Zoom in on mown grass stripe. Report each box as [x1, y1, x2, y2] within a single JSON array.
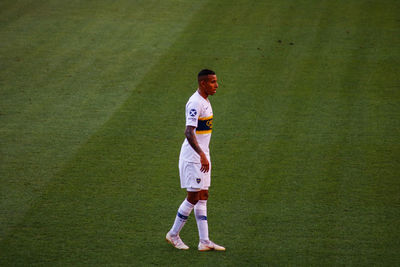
[[0, 0, 206, 242]]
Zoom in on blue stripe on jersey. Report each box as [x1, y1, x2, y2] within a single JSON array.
[[196, 117, 213, 133], [177, 212, 189, 220], [196, 215, 207, 221]]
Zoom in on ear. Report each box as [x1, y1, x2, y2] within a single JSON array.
[[199, 79, 206, 87]]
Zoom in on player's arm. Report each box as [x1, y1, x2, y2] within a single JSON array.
[[185, 126, 210, 173]]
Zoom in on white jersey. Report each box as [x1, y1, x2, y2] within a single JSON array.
[[179, 90, 213, 163]]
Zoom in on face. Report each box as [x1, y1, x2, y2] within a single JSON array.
[[201, 74, 218, 96]]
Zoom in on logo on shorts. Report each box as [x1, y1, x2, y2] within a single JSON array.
[[189, 109, 197, 117], [196, 178, 201, 184]]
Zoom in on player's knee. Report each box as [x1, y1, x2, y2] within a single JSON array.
[[200, 190, 209, 200], [186, 191, 200, 205]]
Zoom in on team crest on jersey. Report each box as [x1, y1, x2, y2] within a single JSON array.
[[189, 109, 197, 117], [206, 119, 213, 128], [196, 178, 201, 184]]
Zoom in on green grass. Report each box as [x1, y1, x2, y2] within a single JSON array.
[[1, 0, 399, 265]]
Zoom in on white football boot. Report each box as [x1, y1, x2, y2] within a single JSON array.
[[198, 240, 226, 251], [166, 232, 189, 250]]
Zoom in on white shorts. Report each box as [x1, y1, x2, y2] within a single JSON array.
[[179, 159, 211, 191]]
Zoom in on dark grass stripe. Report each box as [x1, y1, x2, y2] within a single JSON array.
[[0, 0, 205, 242]]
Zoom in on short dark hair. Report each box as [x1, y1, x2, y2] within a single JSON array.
[[198, 69, 215, 78]]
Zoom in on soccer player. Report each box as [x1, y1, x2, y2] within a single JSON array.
[[166, 69, 225, 251]]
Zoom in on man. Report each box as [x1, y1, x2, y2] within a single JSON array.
[[166, 69, 225, 251]]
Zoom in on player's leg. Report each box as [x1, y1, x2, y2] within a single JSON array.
[[168, 190, 199, 237], [194, 167, 211, 244], [194, 190, 209, 242], [170, 160, 202, 236], [195, 190, 226, 251], [167, 159, 202, 249], [166, 192, 196, 249], [167, 190, 199, 236], [167, 160, 202, 249], [169, 191, 198, 235]]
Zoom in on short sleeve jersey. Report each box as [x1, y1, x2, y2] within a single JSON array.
[[179, 90, 213, 163]]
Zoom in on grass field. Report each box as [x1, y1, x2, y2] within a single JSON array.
[[1, 0, 399, 265]]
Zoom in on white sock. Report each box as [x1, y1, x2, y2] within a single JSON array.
[[169, 199, 194, 236], [194, 200, 209, 242]]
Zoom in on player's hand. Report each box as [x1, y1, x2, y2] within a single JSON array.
[[200, 153, 210, 173]]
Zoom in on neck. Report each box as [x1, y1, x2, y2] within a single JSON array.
[[197, 88, 208, 99]]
